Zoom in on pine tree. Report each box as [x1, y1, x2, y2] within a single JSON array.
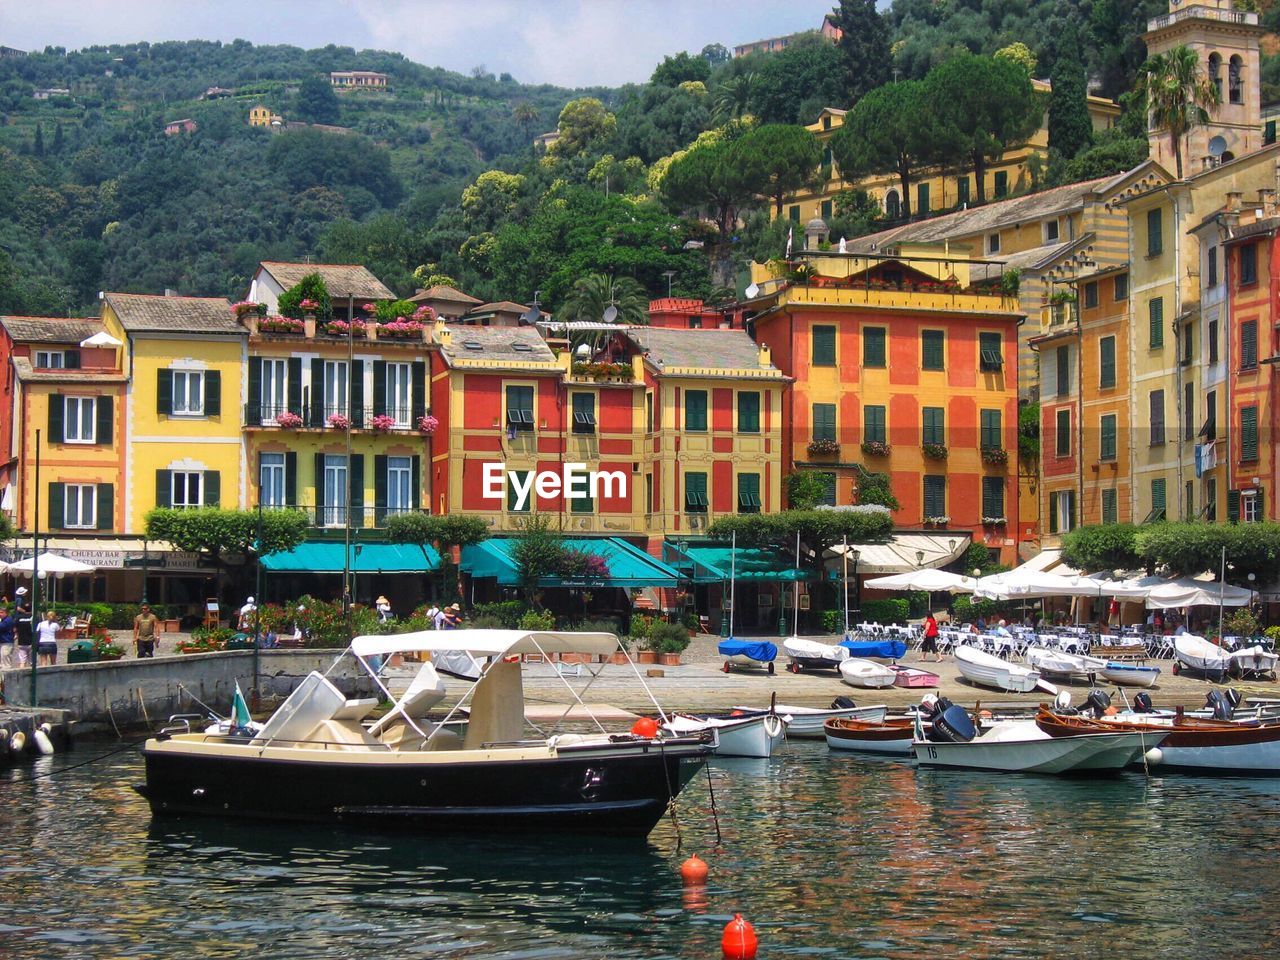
[[33, 122, 44, 158], [1048, 23, 1093, 160], [832, 0, 891, 104]]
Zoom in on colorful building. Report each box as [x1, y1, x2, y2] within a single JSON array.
[[329, 71, 388, 90], [248, 262, 395, 318]]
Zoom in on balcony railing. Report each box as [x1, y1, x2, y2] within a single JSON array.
[[1148, 5, 1257, 30], [252, 505, 430, 529], [245, 402, 422, 431]]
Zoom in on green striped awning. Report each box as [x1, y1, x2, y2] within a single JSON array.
[[461, 537, 680, 588], [260, 541, 440, 574]]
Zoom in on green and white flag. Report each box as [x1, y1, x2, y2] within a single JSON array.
[[231, 682, 251, 727]]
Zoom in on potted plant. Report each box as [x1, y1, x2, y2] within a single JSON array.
[[808, 438, 841, 456], [324, 319, 367, 338], [258, 316, 305, 335], [418, 414, 439, 435], [922, 442, 948, 460], [649, 621, 690, 666], [93, 637, 125, 661], [232, 300, 268, 320], [982, 447, 1009, 465], [861, 440, 891, 457], [275, 410, 303, 429], [327, 413, 351, 430], [370, 413, 397, 432], [376, 318, 427, 339], [629, 613, 656, 662], [923, 515, 950, 528], [982, 516, 1007, 526]]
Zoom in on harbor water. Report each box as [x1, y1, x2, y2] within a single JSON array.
[[4, 739, 1280, 958]]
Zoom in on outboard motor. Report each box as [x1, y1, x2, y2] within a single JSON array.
[[1084, 689, 1112, 719], [1053, 691, 1076, 715], [831, 696, 858, 710], [1225, 688, 1242, 711], [1132, 692, 1155, 714], [927, 704, 977, 744], [1206, 689, 1233, 721]]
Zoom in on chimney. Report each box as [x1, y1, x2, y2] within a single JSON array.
[[758, 343, 772, 367], [1261, 188, 1279, 217], [1226, 190, 1243, 213], [433, 318, 451, 347]]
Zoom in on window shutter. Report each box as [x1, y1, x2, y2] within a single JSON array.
[[48, 394, 64, 443], [1242, 320, 1258, 369], [287, 357, 303, 414], [1100, 338, 1115, 388], [285, 452, 297, 506], [373, 361, 387, 417], [95, 395, 113, 445], [1242, 406, 1259, 460], [1056, 347, 1069, 396], [314, 452, 326, 520], [350, 359, 364, 428], [157, 369, 173, 415], [204, 370, 221, 416], [247, 357, 263, 425], [48, 482, 65, 529], [863, 328, 885, 367], [310, 359, 324, 426], [1228, 489, 1241, 522], [63, 350, 80, 370], [96, 483, 113, 530], [1067, 491, 1076, 529], [411, 454, 421, 510], [411, 361, 426, 423], [1049, 493, 1059, 533], [155, 470, 171, 509], [374, 454, 388, 524], [1149, 297, 1164, 347], [350, 454, 365, 527], [812, 326, 835, 366], [203, 470, 220, 507]]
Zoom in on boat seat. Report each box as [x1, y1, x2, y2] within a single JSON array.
[[297, 719, 382, 750], [332, 698, 379, 722]]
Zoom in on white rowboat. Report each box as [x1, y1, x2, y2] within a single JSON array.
[[730, 703, 887, 739], [663, 712, 789, 758], [954, 645, 1047, 694], [914, 720, 1158, 773], [838, 658, 897, 689]]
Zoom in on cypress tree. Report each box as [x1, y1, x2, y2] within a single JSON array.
[[52, 122, 64, 153], [33, 122, 44, 157], [1048, 23, 1094, 160]]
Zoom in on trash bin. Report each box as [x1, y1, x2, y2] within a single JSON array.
[[67, 640, 98, 664]]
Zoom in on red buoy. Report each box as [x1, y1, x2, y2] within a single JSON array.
[[630, 717, 660, 739], [679, 854, 708, 886], [722, 914, 758, 959]]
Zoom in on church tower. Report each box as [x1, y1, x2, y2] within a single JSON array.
[[1143, 0, 1265, 175]]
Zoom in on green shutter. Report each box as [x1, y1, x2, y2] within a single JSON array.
[[685, 471, 707, 512], [204, 370, 221, 416], [287, 357, 303, 414], [864, 405, 886, 444], [923, 407, 944, 445], [247, 357, 263, 425], [48, 482, 65, 529], [95, 395, 113, 445], [1049, 493, 1059, 534], [411, 361, 426, 423], [1149, 297, 1164, 348], [994, 171, 1008, 197], [310, 358, 324, 426], [812, 325, 836, 366], [203, 470, 220, 507], [1101, 415, 1117, 461], [314, 452, 326, 520], [507, 470, 530, 512], [1228, 489, 1241, 523], [411, 454, 421, 511], [1100, 337, 1116, 388], [1241, 320, 1258, 369], [48, 393, 64, 443], [922, 330, 944, 370], [373, 361, 387, 417], [1151, 478, 1166, 513], [1102, 489, 1117, 525], [1056, 346, 1069, 396], [863, 327, 885, 367], [917, 182, 929, 212], [374, 454, 388, 524], [738, 392, 760, 432], [63, 350, 80, 370], [813, 403, 836, 441], [157, 369, 172, 415], [96, 483, 113, 530], [1242, 406, 1259, 460], [982, 476, 1004, 518], [737, 472, 761, 512], [350, 359, 364, 428], [1147, 208, 1162, 256], [924, 475, 945, 517], [155, 470, 171, 509], [980, 409, 1001, 449], [1150, 391, 1164, 445], [350, 454, 364, 527], [957, 177, 970, 204], [685, 390, 707, 431], [285, 451, 297, 506]]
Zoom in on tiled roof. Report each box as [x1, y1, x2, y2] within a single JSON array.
[[0, 316, 102, 344], [11, 356, 126, 382], [468, 301, 533, 314], [258, 261, 395, 300], [103, 293, 241, 334], [626, 328, 778, 374], [409, 285, 482, 305], [846, 177, 1114, 254], [438, 325, 557, 366]]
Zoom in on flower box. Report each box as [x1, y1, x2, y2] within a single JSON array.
[[259, 316, 305, 335], [807, 438, 841, 456], [324, 320, 367, 338], [418, 415, 439, 435], [376, 320, 426, 339], [922, 442, 949, 460], [657, 652, 681, 666], [327, 413, 351, 430], [861, 440, 891, 457], [981, 516, 1007, 526], [233, 300, 267, 320], [369, 414, 397, 433], [981, 447, 1009, 465], [275, 411, 303, 429], [923, 516, 950, 527]]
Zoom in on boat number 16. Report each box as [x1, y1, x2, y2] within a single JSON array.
[[923, 745, 938, 759]]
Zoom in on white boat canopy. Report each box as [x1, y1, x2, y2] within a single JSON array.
[[348, 629, 619, 660], [863, 569, 977, 593]]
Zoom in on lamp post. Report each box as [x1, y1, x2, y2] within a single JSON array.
[[850, 547, 861, 621], [253, 483, 263, 710], [343, 289, 354, 641], [662, 270, 677, 298], [30, 429, 41, 706]]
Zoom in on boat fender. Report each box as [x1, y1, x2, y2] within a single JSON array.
[[680, 854, 709, 886], [830, 696, 857, 710], [33, 728, 54, 756], [10, 731, 26, 754], [762, 714, 783, 739], [630, 717, 660, 739], [1144, 747, 1164, 766], [721, 914, 758, 960], [1133, 692, 1154, 714]]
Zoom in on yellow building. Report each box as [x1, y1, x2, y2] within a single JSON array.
[[101, 293, 245, 538], [249, 104, 283, 128]]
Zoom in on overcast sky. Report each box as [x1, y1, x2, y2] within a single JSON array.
[[1, 0, 840, 87]]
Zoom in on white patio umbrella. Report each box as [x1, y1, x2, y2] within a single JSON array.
[[6, 552, 96, 576], [864, 569, 976, 593], [1141, 576, 1251, 610]]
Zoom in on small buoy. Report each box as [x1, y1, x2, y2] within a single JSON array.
[[34, 728, 54, 755], [10, 731, 26, 754], [39, 722, 52, 734], [680, 854, 708, 886], [722, 914, 758, 960], [1145, 747, 1164, 766], [630, 717, 659, 739]]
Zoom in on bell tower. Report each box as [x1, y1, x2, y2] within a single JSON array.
[[1143, 0, 1265, 175]]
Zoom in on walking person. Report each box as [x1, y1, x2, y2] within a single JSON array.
[[238, 595, 257, 632], [0, 605, 15, 669], [430, 603, 446, 630], [14, 587, 32, 667], [376, 595, 392, 623], [920, 611, 942, 663], [133, 602, 160, 658], [35, 610, 60, 666], [442, 603, 462, 630]]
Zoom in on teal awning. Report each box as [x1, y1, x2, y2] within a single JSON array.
[[665, 543, 813, 583], [461, 537, 680, 588], [261, 541, 440, 574]]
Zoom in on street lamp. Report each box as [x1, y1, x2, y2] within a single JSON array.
[[915, 549, 925, 568], [850, 547, 861, 622], [662, 270, 677, 298]]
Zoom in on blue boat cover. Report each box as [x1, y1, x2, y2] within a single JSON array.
[[839, 639, 907, 659], [718, 639, 778, 662]]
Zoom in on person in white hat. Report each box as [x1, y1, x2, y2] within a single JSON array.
[[376, 595, 392, 623], [13, 587, 32, 665], [238, 595, 257, 632]]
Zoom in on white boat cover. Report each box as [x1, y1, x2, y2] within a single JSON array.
[[349, 629, 618, 659], [783, 637, 847, 661]]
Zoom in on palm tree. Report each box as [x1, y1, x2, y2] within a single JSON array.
[[713, 73, 755, 123], [1137, 45, 1221, 180], [559, 274, 650, 325], [512, 102, 541, 142]]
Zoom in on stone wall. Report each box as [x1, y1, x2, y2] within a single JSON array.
[[0, 650, 374, 728]]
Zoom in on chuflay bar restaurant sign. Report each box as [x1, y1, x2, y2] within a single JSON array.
[[0, 545, 212, 571], [481, 463, 627, 511]]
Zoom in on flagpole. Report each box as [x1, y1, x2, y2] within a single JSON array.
[[792, 530, 800, 638], [842, 534, 850, 640]]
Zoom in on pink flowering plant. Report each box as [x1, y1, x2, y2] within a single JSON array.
[[807, 438, 840, 456], [327, 413, 351, 430], [981, 447, 1009, 465], [411, 305, 436, 322], [259, 316, 305, 334], [275, 410, 303, 429], [370, 413, 397, 432], [324, 319, 367, 337], [376, 319, 426, 338], [299, 298, 320, 312], [232, 300, 267, 319], [417, 415, 439, 435], [861, 440, 891, 456]]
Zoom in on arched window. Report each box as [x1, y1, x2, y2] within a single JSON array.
[[1229, 55, 1243, 105], [1208, 53, 1223, 100], [885, 189, 901, 220]]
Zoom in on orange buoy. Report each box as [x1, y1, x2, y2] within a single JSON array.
[[978, 710, 993, 720], [722, 914, 758, 959], [1104, 705, 1119, 716], [631, 717, 660, 739], [679, 854, 708, 886]]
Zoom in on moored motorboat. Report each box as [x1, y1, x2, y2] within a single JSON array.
[[839, 657, 897, 689], [891, 665, 940, 688], [782, 637, 849, 673], [729, 699, 887, 738], [663, 710, 789, 758], [1173, 635, 1231, 678], [140, 630, 711, 837], [954, 645, 1050, 694], [825, 717, 915, 754], [717, 638, 778, 674]]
